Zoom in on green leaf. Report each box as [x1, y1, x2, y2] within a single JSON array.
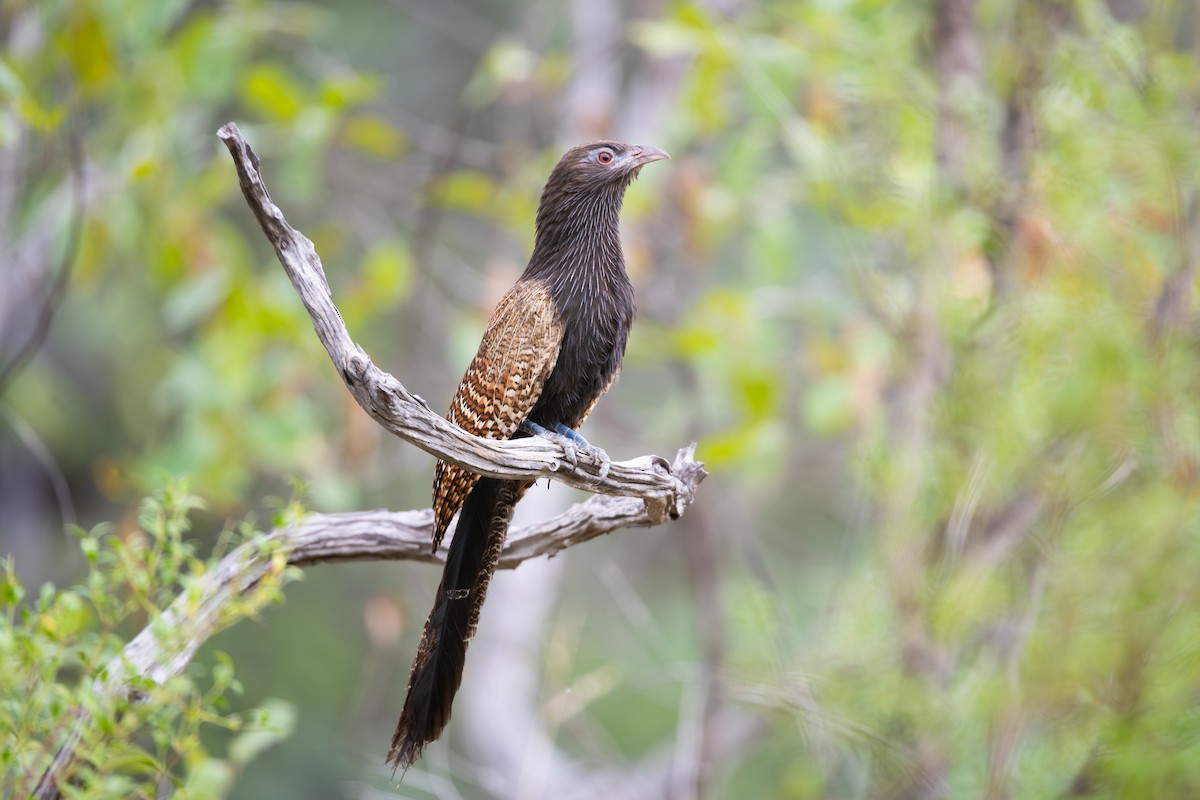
[[361, 238, 413, 303], [432, 171, 498, 213], [0, 559, 24, 607], [182, 757, 236, 798], [60, 8, 115, 92], [241, 64, 306, 121], [341, 115, 407, 160], [54, 591, 89, 637], [228, 699, 296, 765], [163, 270, 230, 333], [802, 376, 853, 435], [319, 73, 380, 109]]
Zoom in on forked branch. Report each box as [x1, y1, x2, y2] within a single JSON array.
[[216, 121, 700, 523]]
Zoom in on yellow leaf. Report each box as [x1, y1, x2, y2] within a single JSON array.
[[320, 74, 380, 109], [37, 612, 58, 637], [341, 116, 407, 161], [242, 64, 305, 122], [61, 9, 114, 92], [433, 171, 497, 213], [361, 239, 413, 303], [130, 158, 157, 180]]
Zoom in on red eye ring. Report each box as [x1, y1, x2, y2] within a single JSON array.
[[597, 149, 614, 164]]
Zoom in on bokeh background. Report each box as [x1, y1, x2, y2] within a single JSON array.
[[5, 0, 1200, 797]]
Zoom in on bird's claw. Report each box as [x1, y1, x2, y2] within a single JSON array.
[[552, 423, 610, 480], [582, 444, 611, 480], [520, 420, 611, 479], [557, 436, 580, 469], [553, 435, 612, 480]]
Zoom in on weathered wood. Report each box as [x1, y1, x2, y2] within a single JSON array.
[[216, 121, 697, 521]]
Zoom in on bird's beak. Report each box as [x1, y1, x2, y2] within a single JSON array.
[[627, 145, 670, 167]]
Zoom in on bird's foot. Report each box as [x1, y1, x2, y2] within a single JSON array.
[[521, 421, 611, 479], [552, 423, 612, 480]]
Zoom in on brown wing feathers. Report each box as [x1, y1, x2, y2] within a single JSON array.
[[430, 281, 563, 551]]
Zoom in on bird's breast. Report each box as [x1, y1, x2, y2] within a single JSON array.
[[533, 269, 634, 426]]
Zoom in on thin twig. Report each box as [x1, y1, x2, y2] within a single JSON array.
[[0, 121, 86, 396], [1, 406, 77, 528]]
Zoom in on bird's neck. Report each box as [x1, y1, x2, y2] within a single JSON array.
[[525, 187, 627, 290]]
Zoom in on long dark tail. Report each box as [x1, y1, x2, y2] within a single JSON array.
[[387, 476, 518, 771]]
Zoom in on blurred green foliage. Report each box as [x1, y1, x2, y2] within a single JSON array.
[[1, 483, 296, 796], [5, 0, 1200, 797]]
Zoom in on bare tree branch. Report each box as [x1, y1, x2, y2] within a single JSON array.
[[31, 452, 704, 799], [0, 120, 85, 396], [933, 0, 981, 194], [215, 121, 697, 523]]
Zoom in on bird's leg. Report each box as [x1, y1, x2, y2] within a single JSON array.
[[521, 420, 611, 479], [521, 420, 579, 468]]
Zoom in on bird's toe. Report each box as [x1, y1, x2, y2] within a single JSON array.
[[582, 444, 611, 479], [558, 437, 580, 468]]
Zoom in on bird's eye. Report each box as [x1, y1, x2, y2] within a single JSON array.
[[597, 149, 614, 164]]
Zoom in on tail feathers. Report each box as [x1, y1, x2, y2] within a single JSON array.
[[388, 477, 517, 772]]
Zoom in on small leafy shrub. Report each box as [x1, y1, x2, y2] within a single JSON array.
[[1, 482, 301, 798]]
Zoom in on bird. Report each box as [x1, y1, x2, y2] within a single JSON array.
[[387, 140, 669, 771]]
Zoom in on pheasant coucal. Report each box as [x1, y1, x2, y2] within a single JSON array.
[[387, 140, 669, 769]]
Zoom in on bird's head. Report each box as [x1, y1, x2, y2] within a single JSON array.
[[547, 140, 671, 195], [531, 140, 669, 258]]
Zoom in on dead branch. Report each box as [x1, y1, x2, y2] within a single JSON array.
[[216, 121, 697, 523], [31, 453, 704, 799], [0, 118, 85, 395]]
